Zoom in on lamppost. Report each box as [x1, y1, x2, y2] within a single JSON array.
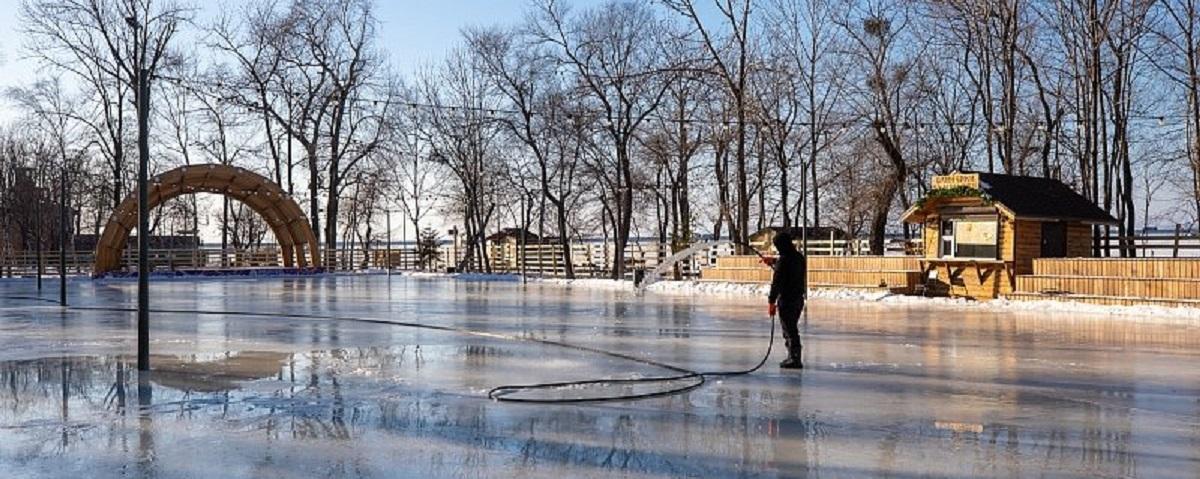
[[35, 168, 43, 292], [385, 208, 392, 277], [127, 13, 151, 373], [59, 155, 68, 306], [446, 226, 453, 272]]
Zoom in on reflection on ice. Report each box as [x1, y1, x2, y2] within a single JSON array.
[[0, 276, 1197, 477]]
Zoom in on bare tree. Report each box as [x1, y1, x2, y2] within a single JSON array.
[[532, 0, 670, 278], [467, 26, 583, 277], [390, 114, 438, 259], [766, 0, 847, 229], [639, 57, 706, 274], [212, 0, 397, 262], [1153, 0, 1200, 226], [415, 49, 505, 272], [841, 1, 924, 254], [662, 0, 756, 249]]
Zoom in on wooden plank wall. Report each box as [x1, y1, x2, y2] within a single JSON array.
[[1067, 224, 1093, 257], [923, 220, 939, 258], [924, 262, 1014, 299], [1010, 220, 1040, 274], [1015, 258, 1200, 301], [699, 256, 774, 282], [700, 256, 923, 293], [1016, 276, 1200, 300], [1033, 258, 1200, 277], [999, 219, 1016, 262]]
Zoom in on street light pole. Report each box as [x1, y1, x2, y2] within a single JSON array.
[[136, 65, 150, 373], [386, 209, 392, 277], [59, 162, 68, 307], [127, 14, 151, 373], [36, 172, 43, 292]]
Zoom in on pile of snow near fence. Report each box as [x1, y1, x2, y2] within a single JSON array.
[[399, 272, 1200, 321], [529, 276, 1200, 321]]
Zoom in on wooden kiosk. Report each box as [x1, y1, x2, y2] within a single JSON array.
[[901, 172, 1116, 299]]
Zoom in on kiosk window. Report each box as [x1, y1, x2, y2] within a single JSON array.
[[939, 217, 999, 259], [940, 220, 955, 257]]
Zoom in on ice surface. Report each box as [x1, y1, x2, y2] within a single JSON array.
[[0, 275, 1198, 478]]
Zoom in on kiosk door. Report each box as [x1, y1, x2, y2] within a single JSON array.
[[1041, 222, 1067, 258]]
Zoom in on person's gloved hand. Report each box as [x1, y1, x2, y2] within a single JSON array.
[[768, 303, 777, 316], [761, 257, 777, 267]]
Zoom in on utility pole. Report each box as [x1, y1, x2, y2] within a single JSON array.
[[386, 209, 392, 276], [286, 97, 294, 196], [129, 15, 151, 373], [59, 161, 68, 307], [36, 168, 43, 291], [136, 65, 150, 373]]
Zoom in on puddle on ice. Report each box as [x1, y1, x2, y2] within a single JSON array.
[[0, 276, 1198, 478]]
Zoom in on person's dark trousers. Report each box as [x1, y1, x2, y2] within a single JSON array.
[[778, 300, 804, 367]]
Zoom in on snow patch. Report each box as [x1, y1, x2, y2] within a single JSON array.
[[406, 273, 1200, 321], [807, 286, 1200, 322], [530, 278, 636, 291], [646, 280, 769, 297], [552, 278, 1200, 321], [396, 271, 521, 282]]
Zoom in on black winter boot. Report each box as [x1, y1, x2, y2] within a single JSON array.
[[779, 339, 803, 369]]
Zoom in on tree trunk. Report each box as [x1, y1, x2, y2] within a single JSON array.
[[556, 204, 574, 279], [614, 143, 634, 280], [870, 126, 906, 255]]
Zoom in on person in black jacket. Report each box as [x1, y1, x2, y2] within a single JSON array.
[[768, 231, 806, 369]]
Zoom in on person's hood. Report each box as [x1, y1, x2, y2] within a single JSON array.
[[773, 233, 798, 256]]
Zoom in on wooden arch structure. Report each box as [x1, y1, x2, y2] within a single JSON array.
[[94, 164, 320, 275]]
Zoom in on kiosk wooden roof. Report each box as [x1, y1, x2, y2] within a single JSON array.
[[901, 172, 1117, 225]]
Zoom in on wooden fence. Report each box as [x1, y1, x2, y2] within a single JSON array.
[[0, 235, 924, 280], [700, 255, 925, 293], [0, 248, 297, 277], [1031, 258, 1200, 277], [1014, 258, 1200, 302], [0, 242, 721, 279], [1095, 231, 1200, 258], [485, 241, 727, 279]]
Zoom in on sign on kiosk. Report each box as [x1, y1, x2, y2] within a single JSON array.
[[931, 173, 981, 190]]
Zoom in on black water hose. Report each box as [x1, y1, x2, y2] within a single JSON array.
[[486, 315, 774, 403], [2, 240, 790, 404], [0, 295, 778, 403], [488, 240, 783, 403]]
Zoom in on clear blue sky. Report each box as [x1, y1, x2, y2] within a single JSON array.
[[0, 0, 597, 240], [0, 0, 560, 109], [376, 0, 535, 72]]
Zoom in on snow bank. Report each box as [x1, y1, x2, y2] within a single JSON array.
[[94, 268, 1195, 321], [396, 271, 521, 282], [530, 278, 636, 291], [800, 287, 1200, 321], [645, 280, 768, 297], [527, 277, 1200, 321], [963, 297, 1200, 321]]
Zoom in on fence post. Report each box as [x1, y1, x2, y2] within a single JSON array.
[[1174, 224, 1182, 258]]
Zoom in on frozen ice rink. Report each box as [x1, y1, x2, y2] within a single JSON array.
[[1, 275, 1199, 478]]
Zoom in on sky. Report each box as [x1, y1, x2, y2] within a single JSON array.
[[0, 0, 552, 242], [0, 0, 539, 107], [0, 1, 1180, 239]]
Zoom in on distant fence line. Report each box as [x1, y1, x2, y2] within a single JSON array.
[[1095, 233, 1200, 257], [0, 237, 897, 278], [1, 234, 1195, 278]]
